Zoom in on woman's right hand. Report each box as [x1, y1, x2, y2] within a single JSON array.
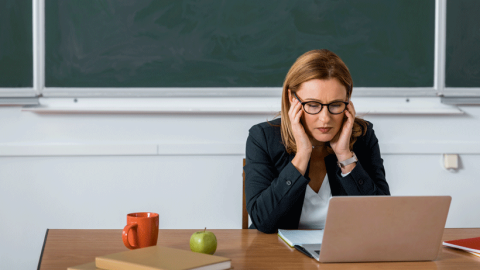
[[289, 92, 312, 175]]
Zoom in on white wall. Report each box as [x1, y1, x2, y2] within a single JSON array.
[[1, 97, 479, 270]]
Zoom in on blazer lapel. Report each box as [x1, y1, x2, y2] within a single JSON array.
[[324, 154, 347, 195], [287, 151, 308, 229]]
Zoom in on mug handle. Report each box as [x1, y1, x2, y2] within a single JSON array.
[[122, 224, 138, 249]]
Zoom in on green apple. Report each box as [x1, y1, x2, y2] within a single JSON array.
[[190, 228, 217, 255]]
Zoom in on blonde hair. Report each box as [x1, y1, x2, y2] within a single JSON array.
[[278, 49, 367, 154]]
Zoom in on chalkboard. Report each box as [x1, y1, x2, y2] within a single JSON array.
[[0, 0, 32, 87], [45, 0, 435, 88], [446, 0, 480, 87]]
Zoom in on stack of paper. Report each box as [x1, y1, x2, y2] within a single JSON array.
[[67, 246, 231, 270]]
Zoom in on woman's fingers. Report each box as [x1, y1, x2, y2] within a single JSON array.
[[348, 103, 356, 124], [289, 98, 308, 134], [288, 102, 295, 121], [290, 99, 302, 124], [332, 103, 354, 149], [289, 101, 312, 153], [288, 97, 297, 115], [349, 101, 356, 117], [294, 103, 303, 123], [345, 102, 355, 126], [331, 101, 357, 157], [343, 110, 354, 134], [345, 107, 353, 123], [288, 102, 295, 120]]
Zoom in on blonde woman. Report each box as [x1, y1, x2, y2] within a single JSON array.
[[244, 49, 389, 234]]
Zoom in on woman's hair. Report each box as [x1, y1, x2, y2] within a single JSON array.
[[279, 49, 368, 154]]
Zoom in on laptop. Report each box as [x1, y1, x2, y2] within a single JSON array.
[[300, 196, 451, 262]]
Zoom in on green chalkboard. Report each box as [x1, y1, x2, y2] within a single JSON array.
[[45, 0, 435, 88], [0, 0, 32, 87], [446, 0, 480, 87]]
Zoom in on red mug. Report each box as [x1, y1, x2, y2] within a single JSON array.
[[122, 212, 159, 249]]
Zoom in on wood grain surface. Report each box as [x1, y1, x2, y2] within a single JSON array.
[[39, 228, 480, 270]]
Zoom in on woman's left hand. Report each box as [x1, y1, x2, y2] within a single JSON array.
[[330, 101, 356, 162]]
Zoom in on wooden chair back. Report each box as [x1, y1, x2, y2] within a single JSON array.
[[242, 158, 248, 229]]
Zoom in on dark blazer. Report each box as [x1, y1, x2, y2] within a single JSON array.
[[244, 118, 390, 234]]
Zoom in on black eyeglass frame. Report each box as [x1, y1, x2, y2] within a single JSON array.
[[293, 92, 349, 115]]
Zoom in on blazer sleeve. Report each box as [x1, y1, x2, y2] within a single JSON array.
[[333, 123, 390, 195], [244, 124, 309, 234]]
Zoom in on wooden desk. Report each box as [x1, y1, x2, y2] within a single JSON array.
[[38, 229, 480, 270]]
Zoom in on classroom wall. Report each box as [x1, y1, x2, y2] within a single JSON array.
[[1, 98, 480, 269]]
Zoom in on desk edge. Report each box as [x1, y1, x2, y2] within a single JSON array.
[[37, 229, 49, 270]]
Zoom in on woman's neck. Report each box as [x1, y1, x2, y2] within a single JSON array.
[[311, 139, 325, 149], [311, 145, 328, 160]]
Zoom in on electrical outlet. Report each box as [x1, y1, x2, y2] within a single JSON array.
[[443, 154, 459, 170]]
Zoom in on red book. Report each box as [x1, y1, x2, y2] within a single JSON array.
[[443, 236, 480, 253]]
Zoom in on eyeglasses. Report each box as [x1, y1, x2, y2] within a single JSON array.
[[293, 92, 349, 115]]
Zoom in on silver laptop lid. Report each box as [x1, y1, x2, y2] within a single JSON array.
[[319, 196, 451, 263]]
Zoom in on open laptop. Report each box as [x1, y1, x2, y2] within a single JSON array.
[[301, 196, 451, 262]]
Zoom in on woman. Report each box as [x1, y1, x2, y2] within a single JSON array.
[[244, 49, 390, 234]]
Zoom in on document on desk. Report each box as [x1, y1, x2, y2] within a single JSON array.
[[278, 229, 324, 248]]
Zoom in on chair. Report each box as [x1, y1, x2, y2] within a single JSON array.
[[242, 158, 248, 229]]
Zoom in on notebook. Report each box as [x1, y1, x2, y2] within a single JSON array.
[[443, 236, 480, 253], [95, 246, 231, 270], [68, 262, 99, 270], [280, 196, 451, 263], [469, 252, 480, 258], [278, 229, 324, 248]]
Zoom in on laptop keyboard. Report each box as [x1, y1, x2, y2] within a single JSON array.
[[315, 250, 320, 255]]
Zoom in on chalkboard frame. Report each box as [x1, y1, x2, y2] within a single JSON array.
[[441, 0, 480, 98], [0, 0, 37, 98], [2, 0, 480, 101]]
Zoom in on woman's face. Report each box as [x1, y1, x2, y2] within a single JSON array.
[[290, 78, 348, 144]]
